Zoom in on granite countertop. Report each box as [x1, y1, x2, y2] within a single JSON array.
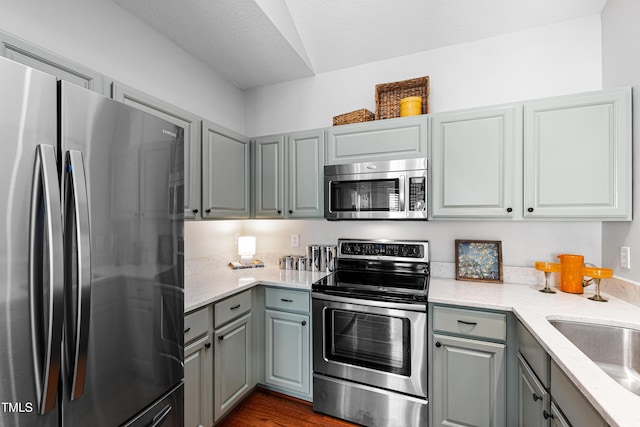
[[185, 267, 640, 426]]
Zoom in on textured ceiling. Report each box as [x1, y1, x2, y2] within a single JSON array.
[[111, 0, 607, 90]]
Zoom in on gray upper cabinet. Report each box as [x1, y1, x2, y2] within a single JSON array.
[[253, 135, 286, 218], [112, 82, 202, 220], [326, 115, 428, 165], [202, 121, 250, 219], [523, 87, 632, 220], [287, 129, 325, 218], [252, 129, 325, 219], [0, 30, 108, 95], [431, 105, 520, 218]]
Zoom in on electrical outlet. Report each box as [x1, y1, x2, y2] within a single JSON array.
[[291, 234, 300, 247], [621, 246, 631, 269]]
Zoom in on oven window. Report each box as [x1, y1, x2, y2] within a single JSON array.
[[326, 308, 410, 376], [330, 179, 400, 212]]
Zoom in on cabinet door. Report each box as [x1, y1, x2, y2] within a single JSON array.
[[112, 82, 201, 220], [287, 130, 325, 218], [326, 115, 428, 165], [202, 121, 250, 218], [433, 334, 506, 427], [523, 88, 632, 219], [184, 335, 212, 427], [431, 106, 519, 218], [264, 310, 310, 396], [214, 313, 252, 422], [253, 135, 285, 218], [518, 355, 549, 427]]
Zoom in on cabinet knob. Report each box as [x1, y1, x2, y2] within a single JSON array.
[[302, 321, 307, 326], [192, 209, 199, 214], [205, 342, 211, 349], [543, 410, 554, 420], [206, 209, 211, 213], [277, 210, 282, 214], [435, 341, 442, 348], [532, 393, 542, 402], [506, 207, 513, 213], [527, 207, 534, 213], [289, 210, 293, 214], [218, 335, 224, 341]]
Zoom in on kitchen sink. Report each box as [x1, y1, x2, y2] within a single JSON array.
[[549, 319, 640, 396]]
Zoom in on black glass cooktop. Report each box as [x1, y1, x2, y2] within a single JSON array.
[[312, 269, 429, 303]]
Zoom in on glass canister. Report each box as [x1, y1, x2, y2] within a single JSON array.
[[557, 254, 585, 294]]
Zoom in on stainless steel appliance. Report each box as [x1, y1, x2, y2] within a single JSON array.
[[324, 158, 427, 220], [312, 239, 429, 426], [0, 56, 184, 427]]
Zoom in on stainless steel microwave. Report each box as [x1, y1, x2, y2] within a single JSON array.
[[324, 158, 427, 220]]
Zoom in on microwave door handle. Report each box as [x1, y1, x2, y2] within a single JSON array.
[[64, 150, 92, 400], [399, 175, 406, 211], [29, 144, 64, 415]]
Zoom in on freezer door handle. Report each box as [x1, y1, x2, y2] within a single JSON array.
[[29, 144, 64, 415], [63, 150, 92, 400], [149, 404, 173, 427]]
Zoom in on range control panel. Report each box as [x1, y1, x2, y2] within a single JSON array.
[[339, 240, 428, 261]]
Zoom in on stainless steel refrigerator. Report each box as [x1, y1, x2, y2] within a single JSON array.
[[0, 56, 184, 426]]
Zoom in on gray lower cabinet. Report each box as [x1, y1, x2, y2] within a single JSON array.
[[202, 121, 250, 219], [184, 307, 213, 427], [517, 321, 607, 427], [213, 290, 254, 422], [325, 115, 428, 165], [432, 306, 507, 427], [111, 82, 202, 220], [263, 287, 312, 400], [184, 334, 213, 427]]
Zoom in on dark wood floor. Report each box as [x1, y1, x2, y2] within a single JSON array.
[[217, 388, 360, 427]]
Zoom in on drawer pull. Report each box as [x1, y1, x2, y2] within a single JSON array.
[[543, 410, 554, 420], [281, 298, 293, 303], [457, 320, 478, 326], [184, 327, 191, 334], [532, 393, 542, 402], [230, 304, 241, 310]]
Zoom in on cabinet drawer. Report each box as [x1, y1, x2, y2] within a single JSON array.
[[550, 360, 607, 427], [433, 306, 506, 341], [184, 307, 210, 344], [214, 290, 252, 328], [517, 321, 550, 387], [265, 288, 310, 313]]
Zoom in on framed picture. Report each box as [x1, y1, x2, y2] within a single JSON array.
[[455, 240, 503, 283]]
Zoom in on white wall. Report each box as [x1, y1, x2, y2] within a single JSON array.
[[0, 0, 246, 134], [233, 15, 605, 269], [601, 0, 640, 281], [244, 16, 602, 136]]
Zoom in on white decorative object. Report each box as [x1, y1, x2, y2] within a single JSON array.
[[238, 236, 256, 265]]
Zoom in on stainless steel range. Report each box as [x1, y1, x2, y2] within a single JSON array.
[[312, 239, 429, 427]]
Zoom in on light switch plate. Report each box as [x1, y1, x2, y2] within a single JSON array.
[[621, 246, 631, 269], [291, 234, 300, 247]]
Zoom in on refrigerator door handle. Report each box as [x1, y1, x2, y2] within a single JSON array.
[[29, 144, 64, 415], [63, 150, 92, 400]]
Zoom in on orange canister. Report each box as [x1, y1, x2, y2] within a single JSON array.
[[557, 254, 585, 294]]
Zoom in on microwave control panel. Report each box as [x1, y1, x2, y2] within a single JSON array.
[[409, 177, 426, 211]]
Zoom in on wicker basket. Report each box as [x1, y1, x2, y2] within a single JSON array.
[[333, 108, 375, 126], [375, 76, 430, 120]]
